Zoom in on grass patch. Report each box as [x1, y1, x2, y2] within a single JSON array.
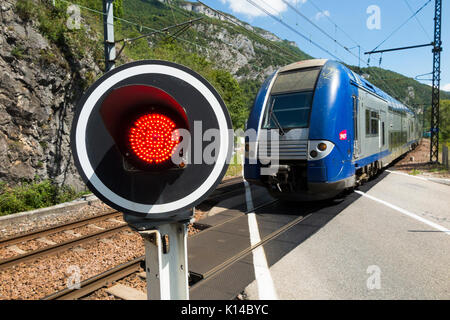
[[11, 46, 26, 59], [226, 152, 243, 177], [409, 169, 422, 176], [0, 179, 89, 216]]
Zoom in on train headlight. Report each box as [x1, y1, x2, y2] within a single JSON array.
[[308, 140, 334, 161], [317, 143, 327, 151]]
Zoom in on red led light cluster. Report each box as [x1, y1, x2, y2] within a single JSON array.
[[129, 114, 180, 164]]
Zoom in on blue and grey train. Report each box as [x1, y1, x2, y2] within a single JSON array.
[[244, 59, 421, 200]]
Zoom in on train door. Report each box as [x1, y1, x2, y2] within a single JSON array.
[[352, 95, 361, 158], [380, 110, 387, 151]]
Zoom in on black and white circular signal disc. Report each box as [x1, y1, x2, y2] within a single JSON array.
[[71, 60, 233, 218]]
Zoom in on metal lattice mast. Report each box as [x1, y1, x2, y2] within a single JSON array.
[[430, 0, 442, 162]]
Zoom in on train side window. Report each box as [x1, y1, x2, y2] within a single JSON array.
[[370, 112, 379, 135], [382, 122, 385, 145], [366, 109, 379, 136]]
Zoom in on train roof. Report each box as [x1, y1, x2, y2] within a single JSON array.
[[279, 59, 328, 73], [276, 59, 416, 116], [345, 65, 415, 116]]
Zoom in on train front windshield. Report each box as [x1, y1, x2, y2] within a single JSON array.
[[263, 67, 320, 130]]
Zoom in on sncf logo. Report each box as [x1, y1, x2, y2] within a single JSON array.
[[339, 130, 347, 140]]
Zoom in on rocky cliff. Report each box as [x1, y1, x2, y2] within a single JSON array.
[[0, 0, 101, 190]]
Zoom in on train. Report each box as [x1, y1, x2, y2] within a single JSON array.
[[244, 59, 422, 201]]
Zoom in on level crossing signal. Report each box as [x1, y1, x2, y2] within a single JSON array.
[[71, 60, 233, 222]]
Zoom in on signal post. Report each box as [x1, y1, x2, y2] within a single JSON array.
[[71, 60, 233, 299]]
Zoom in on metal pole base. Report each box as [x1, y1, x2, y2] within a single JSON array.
[[139, 222, 189, 300]]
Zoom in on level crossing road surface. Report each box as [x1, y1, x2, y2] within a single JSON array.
[[244, 170, 450, 299]]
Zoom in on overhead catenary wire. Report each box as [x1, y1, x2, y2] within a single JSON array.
[[403, 0, 432, 42], [169, 0, 302, 65], [280, 0, 369, 68], [302, 0, 409, 102], [114, 17, 203, 44], [306, 0, 429, 104], [244, 0, 345, 62], [58, 0, 409, 103], [370, 0, 433, 53], [56, 0, 211, 53], [308, 0, 365, 51], [196, 1, 303, 64], [197, 0, 406, 102], [246, 0, 405, 101]]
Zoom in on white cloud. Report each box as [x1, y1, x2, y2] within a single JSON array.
[[220, 0, 306, 18], [442, 83, 450, 92], [314, 10, 330, 21]]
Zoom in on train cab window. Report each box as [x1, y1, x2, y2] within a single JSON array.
[[365, 110, 379, 136], [263, 92, 313, 129], [262, 67, 321, 130]]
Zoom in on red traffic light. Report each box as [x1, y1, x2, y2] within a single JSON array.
[[129, 113, 180, 164]]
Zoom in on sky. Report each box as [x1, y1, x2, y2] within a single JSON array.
[[200, 0, 449, 92]]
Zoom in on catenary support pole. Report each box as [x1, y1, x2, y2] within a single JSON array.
[[103, 0, 116, 72], [430, 0, 442, 163]]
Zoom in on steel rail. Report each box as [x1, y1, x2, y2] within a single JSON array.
[[0, 224, 130, 270], [43, 257, 144, 300], [0, 178, 242, 248], [0, 210, 121, 247]]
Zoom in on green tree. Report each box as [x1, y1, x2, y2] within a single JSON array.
[[440, 100, 450, 143]]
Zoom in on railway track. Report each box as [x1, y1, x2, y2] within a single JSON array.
[[41, 198, 322, 300], [43, 257, 144, 300], [44, 199, 277, 300], [0, 177, 243, 273], [0, 210, 127, 270]]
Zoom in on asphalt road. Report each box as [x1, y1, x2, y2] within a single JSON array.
[[244, 170, 450, 299]]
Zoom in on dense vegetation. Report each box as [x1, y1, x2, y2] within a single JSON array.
[[440, 100, 450, 144], [0, 178, 88, 216]]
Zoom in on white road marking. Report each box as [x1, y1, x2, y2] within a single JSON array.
[[242, 157, 278, 299], [386, 170, 428, 181], [355, 190, 450, 235]]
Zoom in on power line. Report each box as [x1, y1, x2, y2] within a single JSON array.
[[57, 0, 211, 53], [114, 17, 203, 44], [245, 0, 345, 62], [370, 0, 432, 53], [280, 0, 368, 68], [308, 0, 366, 52], [250, 0, 404, 100], [301, 0, 409, 101], [403, 0, 432, 41], [164, 0, 296, 64], [196, 1, 302, 64]]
